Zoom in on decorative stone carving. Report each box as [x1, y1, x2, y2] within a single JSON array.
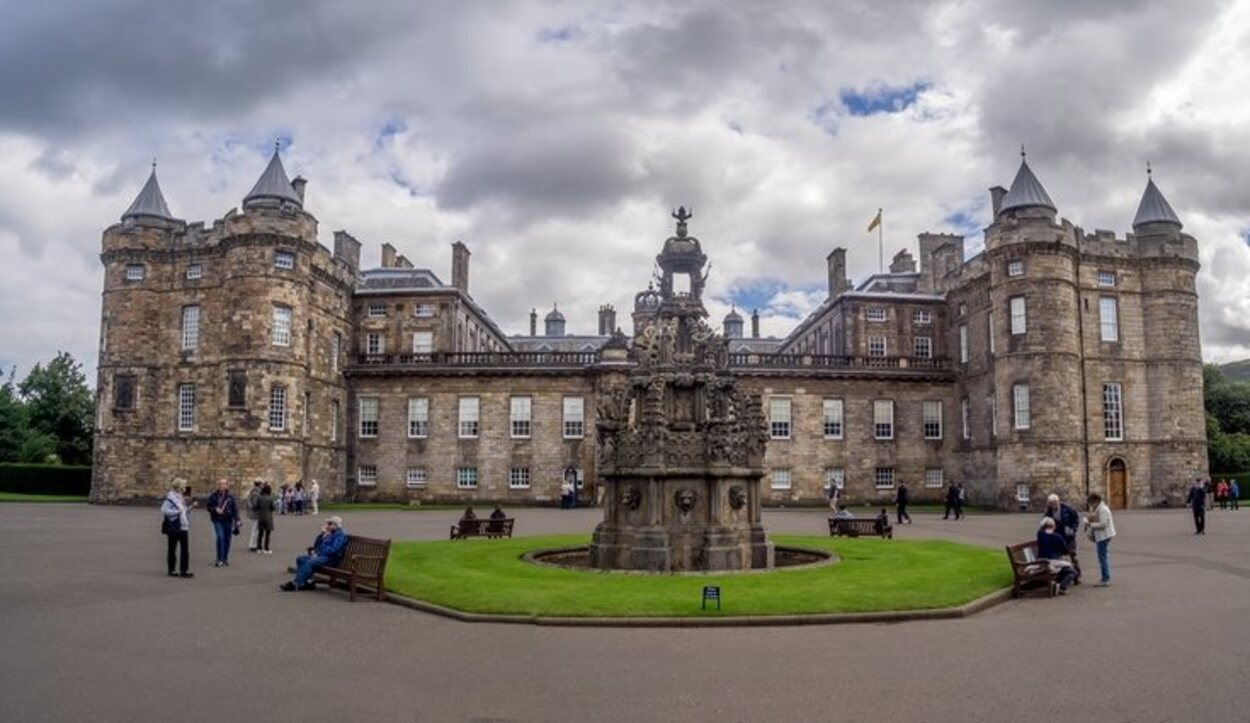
[[620, 486, 641, 510], [674, 488, 696, 514], [728, 485, 747, 510]]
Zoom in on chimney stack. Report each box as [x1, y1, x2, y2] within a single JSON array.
[[381, 243, 397, 268], [395, 254, 414, 269], [598, 304, 617, 336], [333, 230, 361, 273], [751, 309, 760, 338], [291, 176, 307, 204], [990, 186, 1007, 217], [529, 308, 538, 336], [827, 248, 848, 298], [451, 241, 470, 294], [889, 249, 916, 274]]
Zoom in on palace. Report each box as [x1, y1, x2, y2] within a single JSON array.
[[91, 149, 1207, 509]]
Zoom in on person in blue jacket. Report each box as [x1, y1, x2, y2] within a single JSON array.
[[280, 516, 348, 591], [1043, 494, 1083, 583], [1037, 517, 1076, 595], [205, 478, 240, 567]]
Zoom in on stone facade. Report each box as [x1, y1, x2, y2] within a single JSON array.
[[92, 155, 1207, 509]]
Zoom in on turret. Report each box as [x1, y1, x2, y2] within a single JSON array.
[[121, 163, 178, 226], [243, 144, 302, 211], [997, 148, 1057, 223], [723, 307, 744, 338], [1132, 165, 1183, 232], [545, 304, 566, 336]]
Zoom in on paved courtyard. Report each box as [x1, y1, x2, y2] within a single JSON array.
[[1, 502, 1246, 722]]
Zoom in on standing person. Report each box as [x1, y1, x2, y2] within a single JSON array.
[[280, 516, 347, 592], [256, 484, 275, 555], [1044, 494, 1083, 582], [205, 478, 240, 567], [1186, 478, 1207, 535], [1204, 478, 1214, 511], [1086, 492, 1116, 587], [293, 481, 306, 516], [560, 478, 573, 510], [1230, 479, 1241, 511], [161, 480, 193, 578], [246, 480, 262, 552], [955, 482, 966, 520], [944, 483, 958, 520], [309, 479, 320, 515], [895, 482, 911, 525], [1216, 479, 1229, 510]]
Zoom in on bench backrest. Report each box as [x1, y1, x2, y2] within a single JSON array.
[[342, 535, 391, 577], [484, 517, 514, 533], [1006, 541, 1040, 567]]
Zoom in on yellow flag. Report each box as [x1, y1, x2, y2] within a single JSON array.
[[867, 208, 882, 233]]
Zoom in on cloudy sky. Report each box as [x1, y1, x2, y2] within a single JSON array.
[[2, 0, 1249, 380]]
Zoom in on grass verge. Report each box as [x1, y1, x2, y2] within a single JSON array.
[[319, 502, 466, 511], [0, 492, 89, 503], [386, 534, 1011, 617]]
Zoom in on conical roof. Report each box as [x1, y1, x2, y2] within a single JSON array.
[[243, 148, 302, 207], [999, 157, 1056, 214], [1133, 175, 1182, 229], [122, 166, 175, 222]]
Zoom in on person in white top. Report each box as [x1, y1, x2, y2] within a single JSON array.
[[309, 479, 320, 515], [1085, 492, 1116, 587]]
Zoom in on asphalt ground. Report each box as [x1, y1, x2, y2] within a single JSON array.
[[0, 502, 1246, 722]]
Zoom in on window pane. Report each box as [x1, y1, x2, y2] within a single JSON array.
[[924, 400, 943, 439], [459, 397, 480, 437], [961, 398, 970, 440], [822, 398, 843, 438], [1103, 383, 1123, 440], [769, 397, 791, 439], [269, 386, 287, 431], [407, 397, 428, 438], [272, 307, 292, 346], [1099, 297, 1119, 342], [511, 396, 532, 437], [1010, 297, 1027, 335], [1013, 384, 1030, 430], [770, 469, 792, 489], [874, 400, 894, 439], [359, 397, 379, 437], [181, 306, 200, 351], [177, 384, 196, 431], [563, 396, 584, 438], [412, 331, 433, 354], [959, 325, 968, 363]]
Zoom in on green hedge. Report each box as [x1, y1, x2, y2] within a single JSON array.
[[0, 464, 92, 496]]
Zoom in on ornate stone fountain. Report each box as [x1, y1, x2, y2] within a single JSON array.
[[589, 208, 774, 572]]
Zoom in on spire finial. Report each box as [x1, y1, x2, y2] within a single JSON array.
[[151, 156, 157, 172], [671, 205, 692, 238], [1020, 144, 1026, 160], [274, 138, 281, 154], [1146, 160, 1152, 177]]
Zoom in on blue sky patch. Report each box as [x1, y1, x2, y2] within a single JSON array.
[[375, 118, 407, 150], [840, 81, 931, 117], [725, 277, 789, 313], [537, 25, 576, 44]]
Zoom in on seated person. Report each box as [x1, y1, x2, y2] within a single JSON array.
[[832, 505, 855, 519], [874, 507, 890, 535], [280, 516, 347, 592], [1036, 517, 1076, 594], [460, 505, 478, 522], [489, 504, 506, 521], [487, 504, 507, 532]]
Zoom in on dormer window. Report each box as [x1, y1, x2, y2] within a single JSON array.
[[414, 304, 434, 318], [912, 310, 932, 325], [1007, 260, 1024, 277], [186, 263, 203, 280], [1097, 271, 1116, 287], [125, 264, 145, 281], [368, 303, 386, 318], [866, 307, 887, 322], [274, 251, 295, 270]]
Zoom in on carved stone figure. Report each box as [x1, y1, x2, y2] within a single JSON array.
[[728, 485, 747, 510], [620, 486, 641, 511], [674, 488, 696, 514]]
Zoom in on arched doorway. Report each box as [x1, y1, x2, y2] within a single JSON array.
[[1107, 458, 1128, 510]]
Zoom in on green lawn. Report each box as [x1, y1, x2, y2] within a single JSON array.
[[319, 502, 465, 512], [386, 534, 1011, 617], [0, 492, 88, 503]]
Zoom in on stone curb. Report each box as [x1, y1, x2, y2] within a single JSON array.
[[382, 587, 1014, 628]]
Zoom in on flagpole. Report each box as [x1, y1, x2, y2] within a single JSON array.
[[878, 208, 884, 274]]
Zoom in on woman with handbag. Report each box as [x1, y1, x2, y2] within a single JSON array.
[[161, 480, 194, 578], [205, 478, 240, 567]]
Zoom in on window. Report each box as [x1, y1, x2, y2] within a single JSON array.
[[368, 303, 386, 318], [181, 305, 200, 351], [770, 469, 792, 490], [177, 384, 196, 431], [875, 467, 896, 489], [1097, 270, 1117, 287], [913, 336, 932, 359], [509, 467, 531, 489], [1013, 383, 1030, 430], [414, 304, 434, 318], [1103, 383, 1124, 441], [825, 467, 845, 490], [961, 398, 970, 440], [407, 397, 428, 438], [868, 336, 887, 357], [274, 251, 294, 270], [925, 468, 944, 489], [873, 400, 894, 440], [822, 398, 843, 439], [406, 468, 427, 488], [1099, 297, 1119, 342], [125, 264, 145, 281], [114, 374, 136, 410], [358, 465, 377, 487], [227, 370, 247, 408], [959, 324, 968, 363], [366, 332, 384, 355], [331, 332, 341, 374], [1009, 296, 1027, 335], [562, 396, 585, 438], [268, 385, 287, 431], [302, 391, 310, 435], [330, 400, 339, 443], [990, 394, 998, 437], [924, 400, 943, 440], [958, 303, 967, 317], [359, 397, 379, 438], [1007, 260, 1024, 277], [913, 310, 932, 325], [987, 311, 995, 354], [412, 331, 433, 354], [186, 263, 203, 280], [457, 467, 478, 489], [1016, 483, 1031, 503], [271, 306, 292, 347], [510, 396, 532, 438], [866, 307, 886, 322], [459, 397, 480, 438], [769, 397, 792, 439]]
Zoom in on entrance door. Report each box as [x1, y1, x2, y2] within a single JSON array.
[[1108, 459, 1127, 509]]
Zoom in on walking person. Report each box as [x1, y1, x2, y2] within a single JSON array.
[[161, 480, 194, 578], [246, 480, 262, 552], [944, 483, 958, 520], [955, 482, 966, 520], [1186, 478, 1207, 535], [1216, 479, 1229, 510], [895, 482, 911, 525], [205, 478, 240, 567], [1230, 479, 1241, 511], [256, 484, 275, 554], [309, 479, 320, 515], [1086, 492, 1116, 587]]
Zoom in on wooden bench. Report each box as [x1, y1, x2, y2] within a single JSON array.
[[449, 517, 515, 540], [1005, 541, 1058, 599], [828, 517, 893, 539], [311, 535, 391, 602]]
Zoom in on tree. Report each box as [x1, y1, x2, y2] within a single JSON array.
[[18, 352, 95, 465], [1205, 365, 1250, 471], [0, 369, 28, 462]]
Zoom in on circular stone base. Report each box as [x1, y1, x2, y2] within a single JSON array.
[[525, 545, 834, 575]]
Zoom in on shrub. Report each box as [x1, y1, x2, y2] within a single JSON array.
[[0, 464, 91, 496]]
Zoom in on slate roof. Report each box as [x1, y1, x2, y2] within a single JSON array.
[[243, 150, 302, 207], [122, 168, 175, 222], [999, 158, 1056, 214], [1133, 176, 1182, 228]]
